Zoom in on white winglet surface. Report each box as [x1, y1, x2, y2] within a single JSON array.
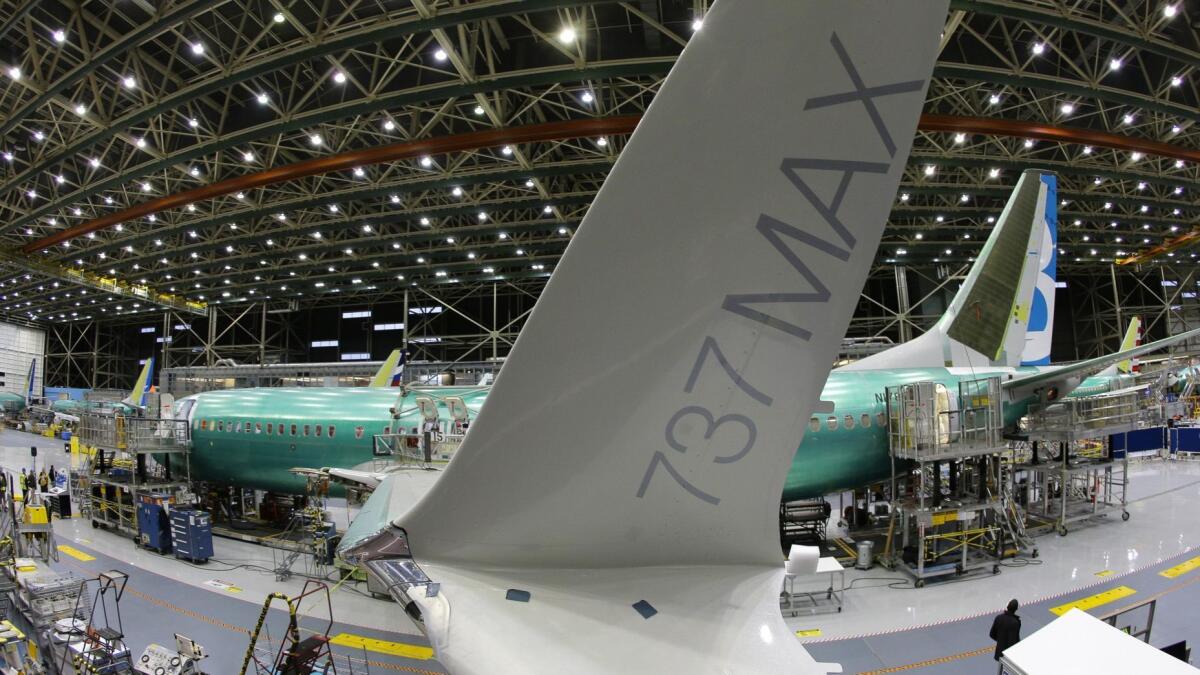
[[373, 2, 945, 672]]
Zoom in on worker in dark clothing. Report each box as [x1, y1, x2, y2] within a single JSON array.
[[989, 599, 1022, 661]]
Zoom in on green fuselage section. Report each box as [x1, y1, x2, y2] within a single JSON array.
[[179, 386, 487, 494], [179, 368, 1130, 499], [0, 392, 27, 412]]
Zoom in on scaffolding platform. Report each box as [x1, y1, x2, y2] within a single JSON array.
[[76, 405, 192, 540], [883, 377, 1031, 585], [1020, 385, 1162, 443]]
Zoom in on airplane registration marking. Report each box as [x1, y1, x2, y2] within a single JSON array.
[[329, 633, 435, 660], [1048, 585, 1135, 616], [635, 31, 928, 505], [57, 545, 95, 562], [1159, 554, 1200, 579]]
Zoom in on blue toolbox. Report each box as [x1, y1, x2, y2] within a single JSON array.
[[171, 508, 213, 563]]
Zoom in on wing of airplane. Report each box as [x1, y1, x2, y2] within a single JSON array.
[[1004, 328, 1200, 401], [339, 2, 946, 673]]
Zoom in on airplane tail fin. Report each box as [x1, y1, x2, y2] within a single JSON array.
[[340, 1, 945, 672], [369, 349, 406, 388], [25, 358, 36, 406], [844, 170, 1057, 370], [120, 357, 155, 408], [1115, 316, 1143, 375]]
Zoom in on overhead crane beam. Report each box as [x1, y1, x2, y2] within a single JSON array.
[[24, 116, 639, 252], [28, 113, 1197, 253], [8, 111, 1197, 316], [2, 59, 674, 237]]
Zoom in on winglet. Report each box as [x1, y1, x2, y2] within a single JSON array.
[[343, 3, 946, 672], [121, 357, 155, 408], [369, 349, 406, 388]]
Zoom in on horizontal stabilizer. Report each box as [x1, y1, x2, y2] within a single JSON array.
[[1005, 327, 1200, 399]]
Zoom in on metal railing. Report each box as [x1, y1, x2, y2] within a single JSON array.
[[78, 413, 190, 452], [371, 431, 464, 471], [1025, 385, 1159, 433], [886, 377, 1003, 461]]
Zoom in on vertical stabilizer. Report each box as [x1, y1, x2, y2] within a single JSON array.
[[1117, 316, 1142, 374], [342, 2, 947, 673], [121, 357, 154, 408], [1020, 174, 1058, 365], [24, 359, 36, 406], [369, 349, 405, 387], [844, 170, 1056, 370]]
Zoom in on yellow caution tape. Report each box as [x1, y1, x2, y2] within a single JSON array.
[[329, 633, 434, 660], [1049, 586, 1136, 616], [1094, 570, 1114, 577], [794, 629, 822, 638]]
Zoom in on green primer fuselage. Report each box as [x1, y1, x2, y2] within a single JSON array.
[[179, 368, 1130, 498], [0, 392, 26, 412], [178, 386, 487, 494]]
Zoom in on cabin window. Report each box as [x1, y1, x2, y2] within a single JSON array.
[[303, 424, 310, 437], [316, 425, 323, 437], [291, 424, 297, 436], [245, 421, 253, 434], [844, 414, 855, 430], [876, 412, 886, 428], [328, 426, 335, 438], [826, 416, 838, 431], [200, 419, 208, 430], [861, 413, 871, 428], [808, 418, 820, 432], [266, 423, 273, 435], [255, 422, 263, 434], [216, 421, 223, 432]]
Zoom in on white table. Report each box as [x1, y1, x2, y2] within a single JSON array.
[[780, 557, 846, 616]]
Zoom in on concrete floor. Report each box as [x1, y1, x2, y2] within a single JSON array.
[[3, 427, 1198, 672]]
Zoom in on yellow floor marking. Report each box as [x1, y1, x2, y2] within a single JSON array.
[[1095, 570, 1114, 577], [329, 633, 434, 660], [1160, 555, 1200, 579], [57, 545, 95, 562], [1049, 585, 1136, 616], [794, 629, 822, 638]]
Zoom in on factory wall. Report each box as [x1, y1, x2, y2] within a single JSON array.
[[0, 320, 44, 398]]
